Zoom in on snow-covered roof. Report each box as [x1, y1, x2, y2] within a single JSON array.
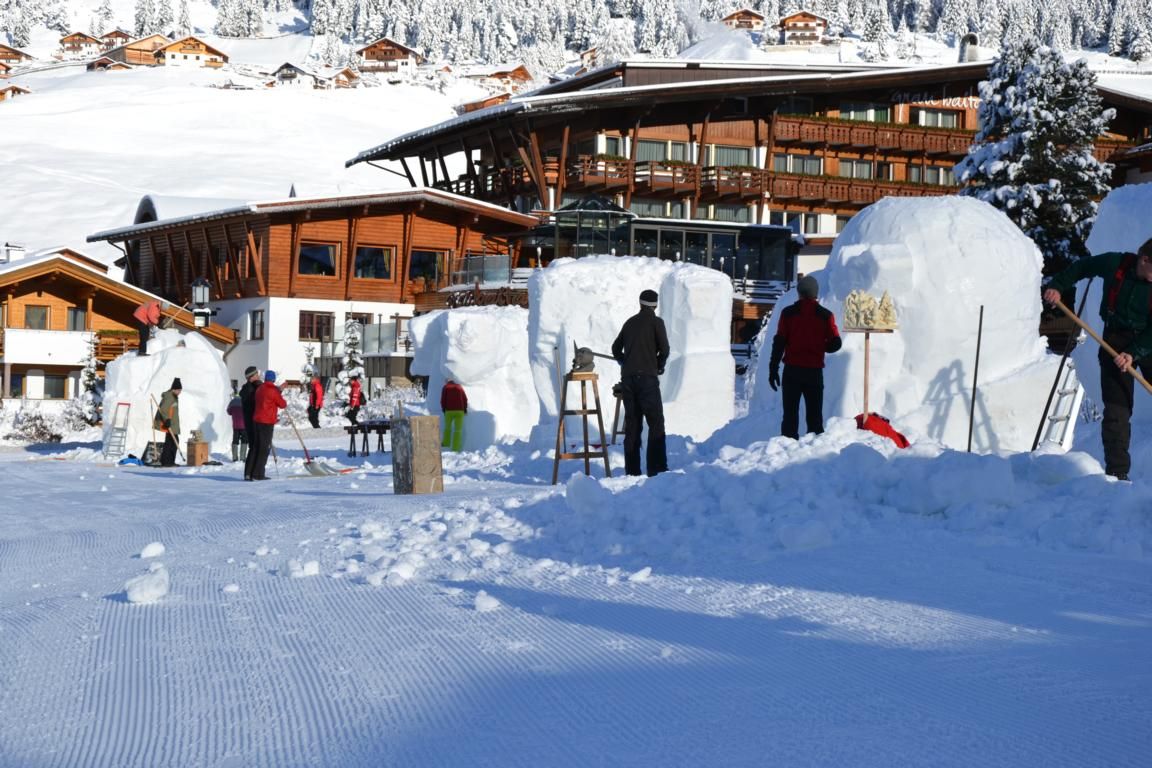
[[88, 188, 539, 242]]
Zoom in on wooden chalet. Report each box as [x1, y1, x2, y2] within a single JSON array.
[[458, 92, 511, 114], [155, 36, 229, 68], [0, 43, 33, 63], [463, 63, 533, 93], [268, 62, 321, 88], [722, 9, 767, 31], [100, 29, 132, 50], [104, 34, 170, 66], [87, 56, 132, 72], [779, 11, 829, 45], [0, 61, 10, 79], [356, 37, 423, 74], [60, 32, 103, 58], [0, 249, 233, 399], [579, 48, 600, 72], [346, 59, 1152, 336], [0, 84, 31, 102]]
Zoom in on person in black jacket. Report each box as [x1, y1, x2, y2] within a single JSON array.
[[768, 275, 842, 439], [238, 366, 262, 481], [611, 289, 671, 477]]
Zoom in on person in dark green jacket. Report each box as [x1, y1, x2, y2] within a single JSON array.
[[1044, 237, 1152, 481], [153, 378, 182, 467]]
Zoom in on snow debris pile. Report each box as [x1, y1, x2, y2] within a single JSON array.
[[124, 562, 170, 604], [410, 306, 539, 448], [139, 542, 166, 559], [751, 196, 1060, 453], [102, 329, 234, 457]]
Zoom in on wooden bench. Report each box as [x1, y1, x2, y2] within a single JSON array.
[[344, 420, 391, 457]]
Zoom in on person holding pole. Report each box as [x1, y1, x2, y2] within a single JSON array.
[[612, 289, 670, 477], [1043, 237, 1152, 481], [153, 378, 182, 467], [768, 275, 842, 439], [249, 370, 286, 481]]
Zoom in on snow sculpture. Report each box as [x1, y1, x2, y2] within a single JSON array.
[[410, 306, 539, 450], [102, 328, 234, 459], [752, 196, 1065, 453], [843, 289, 898, 330], [528, 256, 734, 443]]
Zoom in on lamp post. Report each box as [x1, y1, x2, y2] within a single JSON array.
[[191, 277, 215, 328]]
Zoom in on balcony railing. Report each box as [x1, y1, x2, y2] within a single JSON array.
[[634, 161, 700, 195], [566, 156, 635, 189], [773, 115, 975, 157], [768, 173, 949, 205]]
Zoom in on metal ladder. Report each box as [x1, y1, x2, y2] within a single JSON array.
[[1038, 359, 1085, 451], [103, 401, 131, 459]]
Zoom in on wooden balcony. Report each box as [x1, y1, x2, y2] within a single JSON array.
[[773, 116, 976, 157], [634, 161, 700, 195], [566, 156, 635, 190], [700, 166, 768, 198], [767, 173, 950, 207], [95, 333, 139, 363]]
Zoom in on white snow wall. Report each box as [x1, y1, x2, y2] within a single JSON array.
[[101, 329, 234, 458], [751, 196, 1060, 453], [528, 256, 734, 443], [409, 306, 539, 449]]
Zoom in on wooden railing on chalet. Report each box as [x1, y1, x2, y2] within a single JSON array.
[[95, 333, 139, 362], [773, 116, 974, 156], [565, 156, 635, 189], [634, 161, 700, 195], [767, 173, 950, 206]]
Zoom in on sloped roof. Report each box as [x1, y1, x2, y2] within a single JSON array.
[[156, 36, 229, 59]]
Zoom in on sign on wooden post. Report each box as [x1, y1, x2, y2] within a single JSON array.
[[391, 413, 444, 494]]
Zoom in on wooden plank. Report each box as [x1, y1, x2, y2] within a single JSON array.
[[288, 216, 302, 298], [201, 226, 225, 300], [245, 224, 266, 296], [390, 414, 443, 494], [344, 212, 360, 300], [399, 210, 413, 302], [399, 157, 416, 187], [526, 127, 548, 208], [222, 223, 245, 298], [164, 232, 183, 302], [557, 124, 570, 208]]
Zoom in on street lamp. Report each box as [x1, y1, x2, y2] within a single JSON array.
[[191, 277, 215, 328]]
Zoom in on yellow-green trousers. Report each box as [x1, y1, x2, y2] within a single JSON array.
[[442, 410, 465, 451]]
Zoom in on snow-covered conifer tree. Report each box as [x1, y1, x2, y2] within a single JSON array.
[[334, 318, 364, 406], [594, 16, 635, 66], [156, 0, 174, 35], [79, 336, 102, 426], [311, 0, 332, 36], [11, 6, 33, 47], [177, 0, 191, 35], [98, 0, 116, 29], [135, 0, 156, 36], [955, 40, 1115, 271]]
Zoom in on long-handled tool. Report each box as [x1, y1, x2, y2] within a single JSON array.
[[150, 393, 185, 464], [1053, 299, 1152, 395], [286, 411, 340, 476]]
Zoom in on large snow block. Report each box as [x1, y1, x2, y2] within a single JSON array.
[[752, 196, 1055, 453], [409, 306, 538, 449], [102, 329, 233, 458], [528, 256, 734, 443]]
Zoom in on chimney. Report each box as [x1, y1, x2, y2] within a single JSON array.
[[1, 242, 26, 263]]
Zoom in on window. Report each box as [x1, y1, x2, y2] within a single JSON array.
[[630, 199, 666, 217], [44, 374, 67, 400], [25, 305, 48, 330], [299, 311, 335, 341], [914, 108, 960, 129], [408, 249, 443, 284], [713, 204, 751, 223], [249, 310, 265, 341], [603, 135, 622, 155], [669, 142, 688, 161], [908, 164, 956, 185], [346, 312, 373, 327], [777, 97, 814, 115], [8, 373, 22, 398], [773, 153, 822, 175], [840, 102, 890, 122], [714, 145, 753, 166], [354, 246, 393, 279], [770, 210, 819, 234], [298, 242, 338, 276], [835, 215, 852, 233], [636, 140, 667, 163], [838, 159, 873, 179], [667, 200, 685, 218], [67, 307, 86, 331]]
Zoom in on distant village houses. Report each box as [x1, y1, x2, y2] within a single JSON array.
[[104, 34, 170, 66], [0, 84, 31, 103], [87, 56, 132, 72], [722, 9, 766, 32], [155, 36, 229, 68], [59, 32, 103, 59], [779, 11, 829, 45], [0, 43, 33, 64], [266, 62, 360, 89], [356, 38, 423, 77], [0, 61, 11, 79], [462, 63, 533, 94], [100, 29, 132, 51]]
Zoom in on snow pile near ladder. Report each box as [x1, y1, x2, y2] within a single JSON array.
[[751, 196, 1058, 452], [410, 306, 538, 449], [528, 256, 734, 443], [102, 329, 234, 458]]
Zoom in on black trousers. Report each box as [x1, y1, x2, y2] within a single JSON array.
[[242, 420, 258, 479], [307, 406, 321, 428], [160, 431, 178, 466], [345, 406, 360, 425], [1099, 328, 1151, 477], [620, 373, 667, 477], [781, 365, 824, 439], [249, 423, 275, 480], [231, 428, 247, 447]]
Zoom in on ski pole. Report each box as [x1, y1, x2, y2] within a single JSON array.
[[1053, 299, 1152, 395], [967, 305, 983, 453]]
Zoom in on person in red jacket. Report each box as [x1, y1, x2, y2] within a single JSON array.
[[307, 371, 324, 429], [132, 299, 164, 356], [768, 275, 842, 439], [249, 370, 286, 481], [345, 374, 364, 425], [440, 378, 468, 451]]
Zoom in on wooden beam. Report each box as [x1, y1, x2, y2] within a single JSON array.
[[85, 292, 93, 331], [400, 157, 416, 187], [436, 145, 450, 186], [344, 213, 360, 301], [418, 156, 429, 187], [164, 232, 183, 301], [288, 217, 302, 298], [399, 209, 414, 303], [202, 226, 225, 300], [557, 124, 570, 208], [526, 127, 549, 210], [222, 223, 245, 298], [461, 139, 477, 179], [245, 224, 266, 296]]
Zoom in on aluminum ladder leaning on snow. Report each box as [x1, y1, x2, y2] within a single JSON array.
[[1037, 358, 1085, 451], [103, 402, 132, 459]]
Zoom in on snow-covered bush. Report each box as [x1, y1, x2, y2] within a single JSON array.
[[8, 408, 63, 444]]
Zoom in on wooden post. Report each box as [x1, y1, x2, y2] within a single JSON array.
[[391, 413, 443, 494]]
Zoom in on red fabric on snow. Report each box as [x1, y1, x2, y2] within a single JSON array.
[[856, 413, 910, 448]]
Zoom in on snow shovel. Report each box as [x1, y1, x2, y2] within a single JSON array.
[[286, 411, 341, 476], [1053, 299, 1152, 395]]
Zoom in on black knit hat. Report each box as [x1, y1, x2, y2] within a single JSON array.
[[171, 377, 182, 390], [639, 289, 658, 307], [244, 366, 259, 379]]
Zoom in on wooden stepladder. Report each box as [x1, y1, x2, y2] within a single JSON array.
[[552, 371, 612, 484], [103, 401, 131, 459]]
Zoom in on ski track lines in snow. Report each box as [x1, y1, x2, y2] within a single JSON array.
[[0, 457, 1151, 766]]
